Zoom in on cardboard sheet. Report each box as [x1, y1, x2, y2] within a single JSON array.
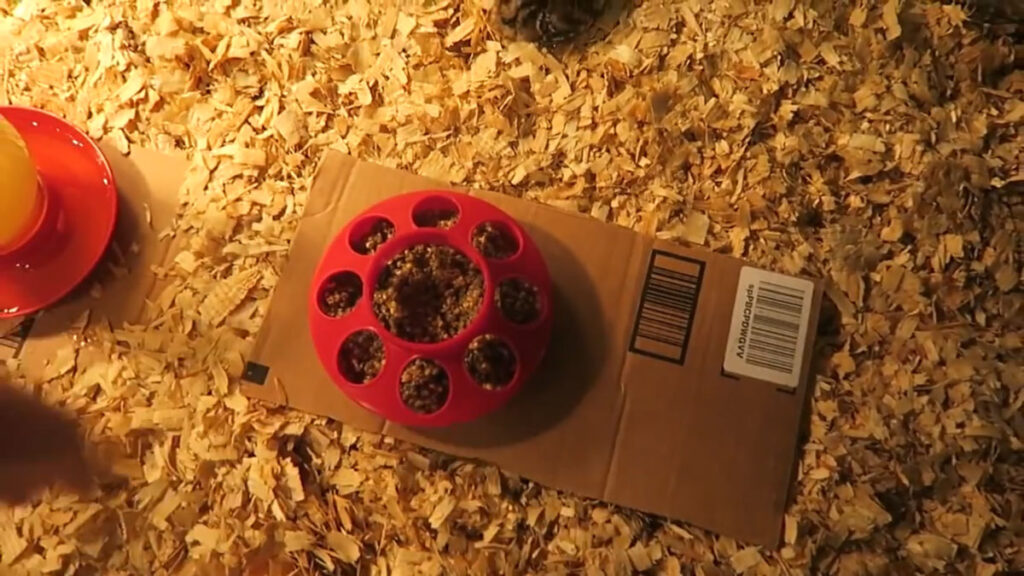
[[0, 146, 824, 547], [241, 151, 825, 547], [0, 145, 187, 380]]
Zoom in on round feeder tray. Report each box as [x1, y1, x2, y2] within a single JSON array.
[[309, 190, 554, 428], [0, 106, 118, 319]]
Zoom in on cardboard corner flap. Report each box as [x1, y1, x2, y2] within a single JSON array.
[[4, 145, 190, 380], [243, 150, 825, 548]]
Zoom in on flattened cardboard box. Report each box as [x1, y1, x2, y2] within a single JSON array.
[[1, 145, 187, 379], [242, 151, 824, 547]]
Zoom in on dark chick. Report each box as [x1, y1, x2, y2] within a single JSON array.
[[498, 0, 608, 46], [0, 382, 94, 504]]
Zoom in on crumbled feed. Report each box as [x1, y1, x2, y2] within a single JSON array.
[[373, 244, 484, 343], [413, 208, 459, 229], [338, 330, 384, 384], [399, 358, 449, 414], [318, 272, 363, 317], [352, 219, 395, 255], [465, 335, 517, 389], [496, 278, 541, 325], [472, 222, 519, 260]]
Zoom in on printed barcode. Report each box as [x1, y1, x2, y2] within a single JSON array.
[[743, 281, 805, 374], [724, 267, 814, 389], [629, 251, 705, 365]]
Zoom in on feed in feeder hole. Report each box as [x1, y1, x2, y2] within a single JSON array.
[[413, 198, 460, 229], [338, 330, 385, 383], [472, 222, 520, 260], [351, 218, 395, 255], [414, 209, 459, 229], [318, 272, 363, 317], [400, 358, 450, 414], [373, 244, 484, 343], [496, 278, 541, 325], [465, 335, 518, 390]]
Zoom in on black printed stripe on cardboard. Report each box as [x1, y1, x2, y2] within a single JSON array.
[[0, 316, 35, 360], [241, 361, 270, 386], [628, 250, 705, 366]]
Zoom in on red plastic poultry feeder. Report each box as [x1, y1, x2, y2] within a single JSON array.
[[309, 191, 553, 428]]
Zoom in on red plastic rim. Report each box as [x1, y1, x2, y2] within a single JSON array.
[[309, 190, 554, 428], [0, 176, 46, 257], [0, 106, 118, 318]]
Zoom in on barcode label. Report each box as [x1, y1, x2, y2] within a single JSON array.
[[723, 267, 813, 389], [629, 251, 705, 365]]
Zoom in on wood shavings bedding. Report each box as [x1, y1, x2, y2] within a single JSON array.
[[1, 0, 1022, 574]]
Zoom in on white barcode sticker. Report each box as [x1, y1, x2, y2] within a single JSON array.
[[723, 267, 814, 389]]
